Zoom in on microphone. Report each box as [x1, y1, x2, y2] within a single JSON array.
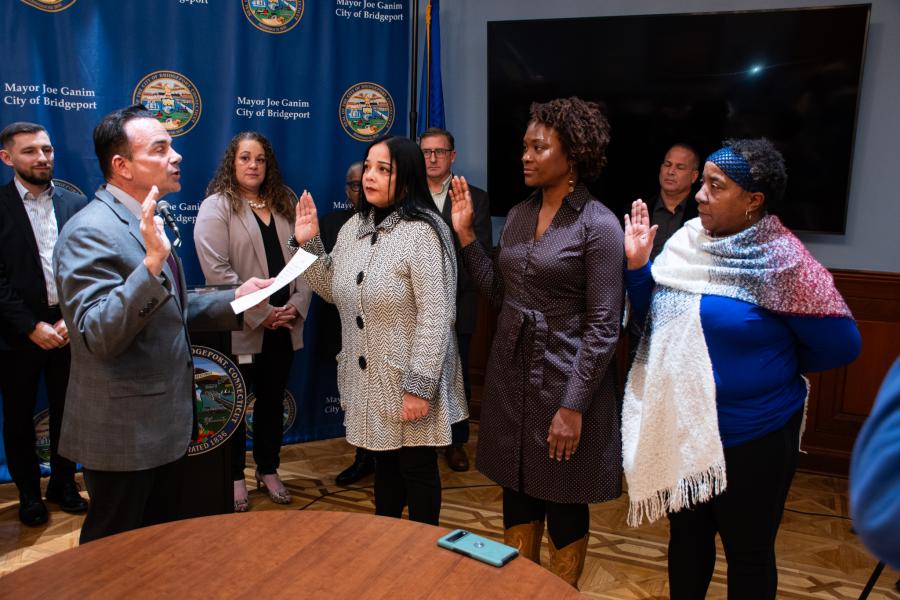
[[156, 200, 182, 247]]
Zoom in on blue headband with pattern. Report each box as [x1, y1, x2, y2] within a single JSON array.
[[707, 146, 759, 193]]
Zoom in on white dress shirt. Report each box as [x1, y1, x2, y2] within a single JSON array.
[[15, 178, 59, 305]]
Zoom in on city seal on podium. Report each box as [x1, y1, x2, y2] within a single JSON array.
[[133, 71, 202, 137], [242, 0, 304, 34], [339, 82, 395, 142], [245, 390, 297, 439], [189, 346, 247, 456], [20, 0, 79, 12], [52, 179, 84, 197]]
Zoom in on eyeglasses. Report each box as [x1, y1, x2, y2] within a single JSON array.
[[421, 148, 452, 159], [345, 181, 362, 191]]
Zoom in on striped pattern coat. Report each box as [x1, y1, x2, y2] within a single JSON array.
[[303, 209, 467, 450]]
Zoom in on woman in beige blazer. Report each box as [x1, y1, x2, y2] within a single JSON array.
[[195, 132, 311, 512]]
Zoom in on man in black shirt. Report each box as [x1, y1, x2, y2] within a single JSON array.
[[648, 143, 700, 260]]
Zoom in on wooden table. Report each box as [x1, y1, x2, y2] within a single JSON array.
[[0, 511, 582, 598]]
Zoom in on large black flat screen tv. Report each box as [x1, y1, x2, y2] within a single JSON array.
[[487, 5, 870, 233]]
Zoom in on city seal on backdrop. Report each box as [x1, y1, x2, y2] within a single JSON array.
[[245, 390, 297, 440], [20, 0, 79, 13], [51, 179, 84, 197], [242, 0, 305, 34], [339, 82, 395, 141], [133, 71, 202, 137]]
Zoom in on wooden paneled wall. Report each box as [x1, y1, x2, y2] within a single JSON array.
[[466, 269, 900, 476]]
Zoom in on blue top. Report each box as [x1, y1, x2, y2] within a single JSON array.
[[850, 357, 900, 569], [627, 263, 861, 447]]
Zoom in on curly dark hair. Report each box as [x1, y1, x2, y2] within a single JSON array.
[[723, 138, 788, 205], [206, 132, 293, 220], [528, 97, 611, 181]]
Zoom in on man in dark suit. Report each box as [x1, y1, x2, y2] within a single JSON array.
[[53, 106, 270, 543], [647, 143, 700, 260], [419, 128, 491, 471], [319, 161, 377, 486], [0, 122, 89, 526]]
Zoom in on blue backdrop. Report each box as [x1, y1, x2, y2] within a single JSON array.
[[0, 0, 410, 481]]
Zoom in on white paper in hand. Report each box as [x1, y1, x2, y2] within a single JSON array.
[[230, 247, 318, 314]]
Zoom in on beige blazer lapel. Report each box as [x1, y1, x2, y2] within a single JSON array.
[[236, 205, 269, 277]]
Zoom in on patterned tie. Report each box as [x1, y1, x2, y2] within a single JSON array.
[[165, 253, 183, 300]]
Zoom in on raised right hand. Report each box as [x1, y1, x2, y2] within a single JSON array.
[[449, 175, 477, 247], [293, 190, 319, 245], [139, 185, 171, 276], [623, 199, 657, 270]]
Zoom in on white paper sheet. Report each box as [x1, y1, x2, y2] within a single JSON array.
[[230, 247, 318, 314]]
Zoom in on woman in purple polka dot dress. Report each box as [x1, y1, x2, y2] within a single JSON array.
[[450, 97, 624, 588]]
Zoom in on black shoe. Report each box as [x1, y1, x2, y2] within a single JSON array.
[[45, 480, 89, 513], [18, 490, 49, 526], [335, 455, 375, 486], [445, 445, 470, 472]]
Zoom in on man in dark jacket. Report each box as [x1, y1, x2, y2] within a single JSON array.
[[419, 128, 492, 471], [0, 121, 89, 525]]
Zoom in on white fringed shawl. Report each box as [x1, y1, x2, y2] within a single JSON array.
[[622, 216, 851, 527]]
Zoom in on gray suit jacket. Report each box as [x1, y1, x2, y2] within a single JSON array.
[[53, 187, 239, 471]]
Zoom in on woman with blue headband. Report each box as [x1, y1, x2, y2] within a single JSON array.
[[622, 138, 861, 599]]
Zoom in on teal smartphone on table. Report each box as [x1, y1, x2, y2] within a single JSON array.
[[437, 529, 519, 567]]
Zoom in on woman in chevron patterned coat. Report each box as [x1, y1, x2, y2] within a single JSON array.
[[292, 136, 467, 525]]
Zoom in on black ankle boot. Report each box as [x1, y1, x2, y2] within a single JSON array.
[[336, 448, 375, 486]]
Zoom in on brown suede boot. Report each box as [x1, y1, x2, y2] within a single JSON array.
[[503, 519, 545, 564], [547, 533, 589, 589]]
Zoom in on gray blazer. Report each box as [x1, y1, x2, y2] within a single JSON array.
[[193, 193, 311, 355], [53, 187, 239, 471]]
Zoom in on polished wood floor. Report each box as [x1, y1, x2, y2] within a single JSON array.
[[1, 425, 898, 599]]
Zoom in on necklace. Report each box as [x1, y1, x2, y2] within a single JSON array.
[[246, 198, 268, 210]]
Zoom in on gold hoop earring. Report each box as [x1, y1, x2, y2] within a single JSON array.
[[745, 208, 752, 222]]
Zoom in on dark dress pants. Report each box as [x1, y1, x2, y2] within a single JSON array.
[[232, 327, 294, 480], [372, 446, 441, 525], [0, 343, 75, 495], [80, 454, 188, 544], [667, 408, 803, 600]]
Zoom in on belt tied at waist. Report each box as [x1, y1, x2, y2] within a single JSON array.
[[507, 301, 548, 392]]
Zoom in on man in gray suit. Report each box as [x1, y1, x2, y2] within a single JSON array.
[[54, 105, 270, 543]]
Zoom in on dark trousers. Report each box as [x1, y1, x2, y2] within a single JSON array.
[[667, 408, 803, 600], [0, 342, 76, 496], [80, 454, 188, 544], [232, 328, 293, 480], [372, 446, 441, 525], [450, 332, 471, 445], [502, 487, 590, 548]]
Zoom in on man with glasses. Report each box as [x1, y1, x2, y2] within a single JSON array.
[[319, 161, 376, 486], [419, 128, 491, 472]]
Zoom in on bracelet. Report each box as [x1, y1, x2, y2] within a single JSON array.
[[287, 234, 301, 248]]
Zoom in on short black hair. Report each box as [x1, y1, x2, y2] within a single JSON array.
[[668, 143, 700, 171], [93, 104, 153, 180], [529, 97, 611, 181], [0, 122, 47, 149], [723, 138, 788, 204], [419, 127, 455, 150]]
